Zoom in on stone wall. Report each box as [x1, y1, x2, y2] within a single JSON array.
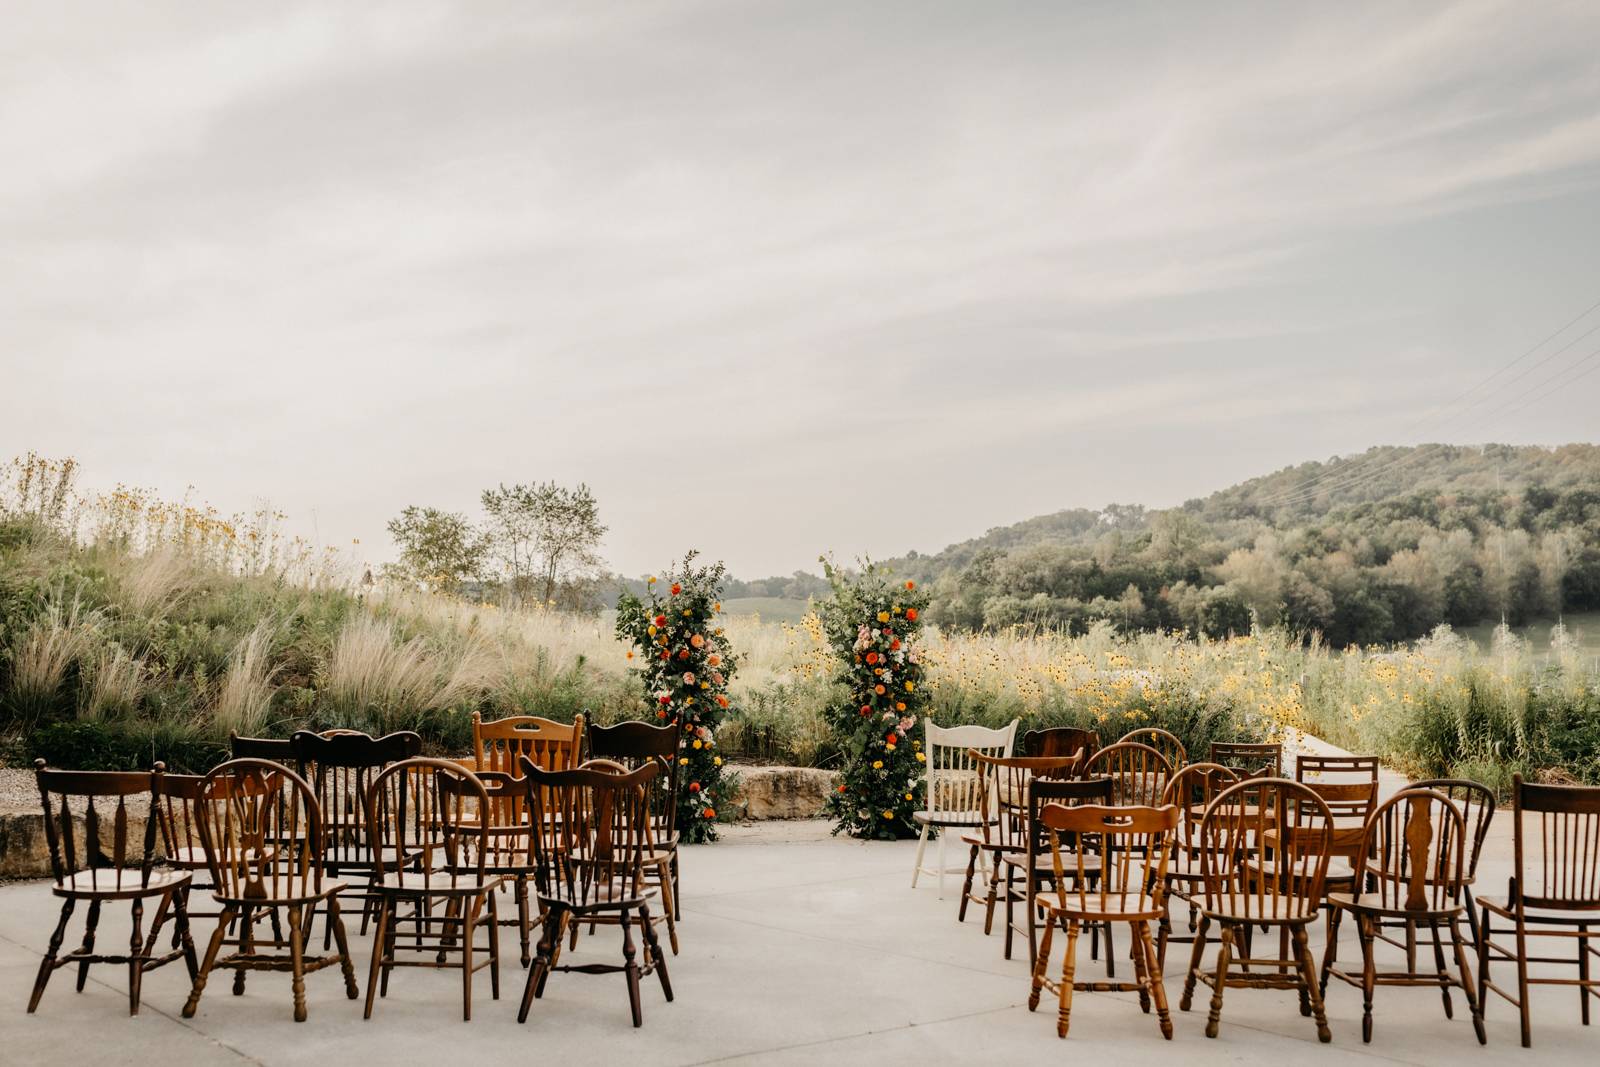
[[727, 764, 836, 821]]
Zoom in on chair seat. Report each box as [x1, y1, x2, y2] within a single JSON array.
[[53, 868, 191, 900], [1242, 854, 1356, 886], [999, 851, 1103, 876], [1041, 892, 1162, 923], [374, 871, 505, 896], [538, 884, 657, 913], [212, 879, 347, 907], [1327, 891, 1462, 921], [1477, 896, 1600, 925], [913, 810, 991, 828]]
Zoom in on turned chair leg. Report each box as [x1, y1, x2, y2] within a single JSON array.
[[28, 898, 76, 1013], [126, 897, 146, 1016], [183, 905, 237, 1019], [1056, 918, 1082, 1039], [619, 907, 643, 1028], [1028, 911, 1056, 1012], [287, 905, 307, 1023], [1204, 923, 1234, 1039], [640, 900, 673, 1002], [1449, 914, 1486, 1044], [1180, 913, 1210, 1012], [1293, 924, 1331, 1043]]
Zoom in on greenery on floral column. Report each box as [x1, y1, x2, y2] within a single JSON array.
[[819, 558, 932, 840], [614, 551, 737, 843]]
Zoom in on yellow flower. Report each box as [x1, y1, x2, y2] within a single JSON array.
[[679, 757, 689, 765], [713, 756, 722, 767], [877, 611, 889, 623], [904, 681, 915, 692], [872, 760, 884, 770], [882, 809, 894, 819], [904, 793, 913, 801], [693, 739, 703, 749], [915, 752, 925, 762], [648, 576, 657, 584]]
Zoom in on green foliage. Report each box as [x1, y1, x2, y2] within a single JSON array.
[[384, 506, 488, 593], [818, 560, 932, 840], [614, 552, 737, 843], [26, 719, 228, 774]]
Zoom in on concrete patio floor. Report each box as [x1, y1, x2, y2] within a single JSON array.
[[1, 818, 1594, 1066]]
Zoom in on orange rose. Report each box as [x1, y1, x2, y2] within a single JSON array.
[[691, 633, 706, 648], [865, 651, 879, 665], [671, 582, 682, 595], [874, 684, 886, 695], [716, 694, 729, 708], [702, 807, 716, 819], [906, 608, 919, 622], [905, 580, 915, 590]]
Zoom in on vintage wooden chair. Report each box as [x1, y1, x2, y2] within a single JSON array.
[[1120, 727, 1187, 770], [181, 759, 359, 1022], [1209, 741, 1282, 777], [1002, 775, 1114, 966], [472, 711, 583, 779], [362, 758, 504, 1021], [1155, 762, 1240, 969], [1320, 787, 1484, 1044], [154, 770, 285, 946], [1023, 726, 1099, 763], [517, 760, 673, 1028], [229, 732, 297, 764], [1084, 741, 1173, 807], [911, 720, 1017, 898], [1028, 800, 1180, 1040], [1180, 777, 1333, 1042], [1295, 754, 1380, 902], [958, 752, 1081, 938], [1406, 778, 1495, 945], [583, 721, 684, 951], [1478, 775, 1600, 1047], [28, 761, 198, 1016]]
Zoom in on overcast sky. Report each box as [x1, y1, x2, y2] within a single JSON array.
[[3, 1, 1599, 578]]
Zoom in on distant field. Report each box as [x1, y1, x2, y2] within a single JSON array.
[[719, 596, 813, 623], [1451, 611, 1600, 656]]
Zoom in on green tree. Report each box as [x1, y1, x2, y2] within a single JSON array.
[[384, 506, 486, 594]]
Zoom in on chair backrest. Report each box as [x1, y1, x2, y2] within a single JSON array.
[[520, 759, 658, 908], [229, 732, 297, 764], [363, 758, 490, 890], [1042, 802, 1178, 913], [1026, 775, 1113, 859], [1083, 741, 1172, 807], [152, 771, 207, 866], [1508, 775, 1600, 912], [1022, 727, 1098, 762], [1413, 778, 1496, 882], [1119, 727, 1186, 770], [193, 758, 326, 903], [1209, 741, 1282, 777], [289, 730, 422, 868], [1199, 777, 1332, 922], [922, 720, 1017, 817], [972, 752, 1082, 853], [1353, 787, 1468, 913], [1295, 754, 1379, 823], [586, 720, 681, 848], [33, 760, 161, 892], [473, 712, 583, 778], [1161, 762, 1240, 861]]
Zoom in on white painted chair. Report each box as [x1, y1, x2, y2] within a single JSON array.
[[911, 720, 1018, 898]]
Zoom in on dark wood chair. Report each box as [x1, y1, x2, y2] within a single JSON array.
[[154, 770, 285, 946], [229, 732, 297, 764], [518, 759, 672, 1028], [362, 758, 503, 1020], [1408, 778, 1495, 945], [28, 761, 198, 1016], [1120, 727, 1187, 770], [1477, 775, 1600, 1047], [1028, 800, 1180, 1040], [958, 752, 1081, 941], [181, 759, 359, 1022], [584, 720, 684, 950], [1294, 754, 1380, 904], [1084, 741, 1172, 807], [1155, 762, 1240, 969], [1023, 727, 1099, 763], [1321, 787, 1484, 1044], [1180, 777, 1333, 1042], [1209, 741, 1282, 777], [1002, 775, 1115, 966]]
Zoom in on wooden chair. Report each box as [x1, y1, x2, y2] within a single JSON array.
[[584, 720, 684, 951], [1295, 754, 1380, 902], [1120, 727, 1187, 770], [958, 752, 1081, 940], [1028, 801, 1180, 1040], [472, 711, 583, 778], [1023, 726, 1099, 762], [1155, 762, 1240, 969], [1320, 787, 1484, 1044], [1477, 775, 1600, 1047], [911, 720, 1018, 898], [1002, 775, 1114, 966], [1407, 779, 1495, 941], [518, 760, 673, 1028], [1180, 777, 1333, 1042], [28, 761, 198, 1016], [1209, 741, 1282, 777], [362, 759, 504, 1020], [154, 771, 283, 945], [229, 732, 296, 764], [181, 759, 360, 1022], [1084, 741, 1172, 807]]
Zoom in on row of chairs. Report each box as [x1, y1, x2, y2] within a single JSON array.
[[916, 721, 1600, 1048], [27, 714, 688, 1029]]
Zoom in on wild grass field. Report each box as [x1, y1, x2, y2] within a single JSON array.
[[2, 455, 1597, 794]]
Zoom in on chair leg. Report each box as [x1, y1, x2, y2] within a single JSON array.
[[957, 844, 978, 922], [173, 889, 200, 983], [619, 906, 643, 1028], [1140, 920, 1174, 1039], [364, 900, 390, 1019], [287, 905, 307, 1023], [911, 823, 929, 888], [1359, 915, 1377, 1043], [937, 830, 949, 900], [1003, 864, 1017, 959], [76, 898, 102, 994], [1428, 918, 1454, 1020], [1513, 915, 1532, 1048], [1056, 918, 1081, 1039], [655, 860, 679, 955], [28, 898, 75, 1013], [232, 899, 252, 997], [982, 851, 1002, 935], [1476, 908, 1491, 1022], [1293, 924, 1331, 1043], [1130, 920, 1152, 1014], [1180, 914, 1210, 1012], [461, 897, 475, 1022], [326, 895, 359, 1000], [516, 877, 532, 967], [1449, 914, 1486, 1044], [1028, 911, 1055, 1012], [1204, 922, 1233, 1039], [127, 896, 146, 1016], [1320, 906, 1342, 999], [486, 891, 501, 1001], [640, 900, 673, 1001], [1580, 923, 1591, 1027], [520, 906, 563, 1022], [183, 905, 237, 1019]]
